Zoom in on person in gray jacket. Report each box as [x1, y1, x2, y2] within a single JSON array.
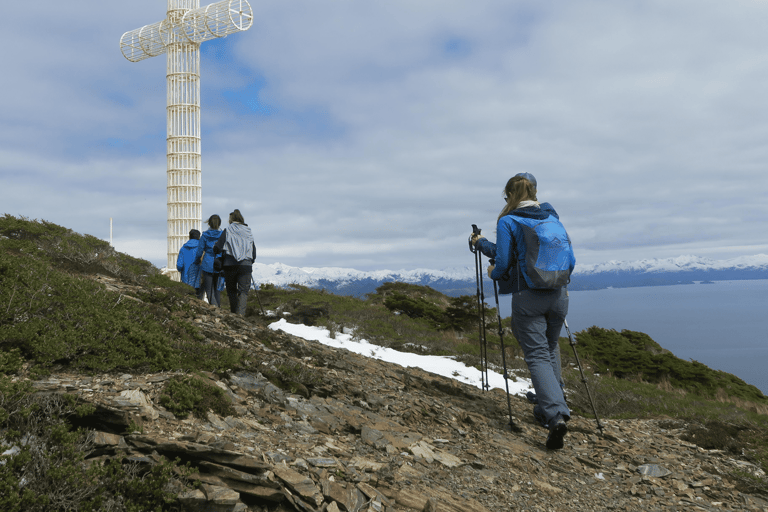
[[214, 209, 256, 315]]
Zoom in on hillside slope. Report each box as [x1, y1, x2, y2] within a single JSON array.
[[1, 215, 768, 511]]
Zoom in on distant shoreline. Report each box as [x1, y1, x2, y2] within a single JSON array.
[[563, 279, 768, 395]]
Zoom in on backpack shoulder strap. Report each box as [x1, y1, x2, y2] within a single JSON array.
[[499, 214, 521, 282]]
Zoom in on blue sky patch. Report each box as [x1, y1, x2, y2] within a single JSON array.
[[220, 80, 277, 116], [443, 37, 471, 58]]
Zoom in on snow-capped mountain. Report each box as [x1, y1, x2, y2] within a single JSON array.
[[569, 254, 768, 290], [573, 254, 768, 275], [252, 254, 768, 297], [252, 262, 478, 297]]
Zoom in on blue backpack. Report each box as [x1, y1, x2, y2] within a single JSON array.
[[508, 213, 575, 290]]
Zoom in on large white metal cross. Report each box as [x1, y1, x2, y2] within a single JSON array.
[[120, 0, 253, 279]]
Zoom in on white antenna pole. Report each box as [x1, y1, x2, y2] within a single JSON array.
[[120, 0, 253, 280], [110, 217, 113, 246]]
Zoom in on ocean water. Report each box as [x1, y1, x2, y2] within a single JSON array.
[[500, 280, 768, 395]]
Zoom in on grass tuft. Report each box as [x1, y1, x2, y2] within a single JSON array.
[[158, 373, 236, 420]]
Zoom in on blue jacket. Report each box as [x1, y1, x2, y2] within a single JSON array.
[[476, 202, 564, 295], [194, 229, 223, 274], [176, 239, 201, 288]]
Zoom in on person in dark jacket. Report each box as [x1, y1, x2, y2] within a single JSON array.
[[195, 214, 224, 307], [176, 229, 202, 294], [470, 173, 572, 450], [214, 209, 256, 315]]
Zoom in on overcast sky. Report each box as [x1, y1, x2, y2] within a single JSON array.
[[1, 0, 767, 271]]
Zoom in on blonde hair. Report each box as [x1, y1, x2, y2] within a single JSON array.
[[497, 176, 537, 221]]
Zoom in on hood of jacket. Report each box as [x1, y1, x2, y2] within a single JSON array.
[[200, 229, 222, 244], [507, 202, 559, 221], [181, 239, 200, 250]]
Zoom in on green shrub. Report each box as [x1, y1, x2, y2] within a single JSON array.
[[367, 282, 447, 303], [383, 293, 446, 328], [682, 420, 747, 453], [100, 455, 191, 512], [158, 373, 235, 419], [0, 348, 23, 375], [0, 214, 158, 283], [571, 327, 767, 403], [443, 295, 480, 331], [0, 248, 243, 375], [381, 291, 479, 332]]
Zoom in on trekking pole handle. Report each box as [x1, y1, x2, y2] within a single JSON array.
[[469, 224, 482, 253]]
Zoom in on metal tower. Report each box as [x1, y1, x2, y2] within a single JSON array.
[[120, 0, 253, 279]]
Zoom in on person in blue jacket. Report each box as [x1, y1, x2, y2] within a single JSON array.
[[214, 209, 256, 315], [176, 229, 202, 295], [195, 214, 224, 307], [471, 173, 572, 450]]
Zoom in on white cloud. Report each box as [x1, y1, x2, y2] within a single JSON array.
[[2, 0, 768, 271]]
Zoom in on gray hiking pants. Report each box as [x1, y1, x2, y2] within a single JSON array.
[[512, 287, 571, 425]]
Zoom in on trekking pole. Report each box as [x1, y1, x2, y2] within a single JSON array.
[[477, 249, 490, 391], [490, 259, 517, 432], [563, 319, 604, 435], [469, 225, 490, 391], [250, 276, 267, 316]]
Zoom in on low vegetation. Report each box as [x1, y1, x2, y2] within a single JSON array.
[[1, 214, 767, 506], [158, 373, 236, 420], [254, 281, 525, 370], [572, 326, 766, 403], [0, 215, 244, 377], [0, 377, 192, 512], [0, 215, 237, 510], [0, 213, 157, 283]]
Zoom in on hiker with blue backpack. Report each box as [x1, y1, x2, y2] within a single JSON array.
[[470, 173, 576, 450], [195, 214, 225, 307]]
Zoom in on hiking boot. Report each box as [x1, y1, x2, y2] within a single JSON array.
[[546, 418, 568, 450], [532, 406, 548, 428], [526, 391, 539, 404]]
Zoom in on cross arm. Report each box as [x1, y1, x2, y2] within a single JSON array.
[[120, 0, 254, 62]]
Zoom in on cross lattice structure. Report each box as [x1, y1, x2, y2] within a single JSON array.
[[120, 0, 253, 279]]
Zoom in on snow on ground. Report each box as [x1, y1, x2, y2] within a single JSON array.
[[268, 319, 534, 397]]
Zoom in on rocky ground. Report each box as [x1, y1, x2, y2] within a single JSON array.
[[15, 275, 768, 511]]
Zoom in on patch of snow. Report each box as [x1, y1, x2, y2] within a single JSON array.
[[268, 319, 534, 396]]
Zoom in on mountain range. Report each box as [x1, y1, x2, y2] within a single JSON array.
[[252, 254, 768, 297]]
